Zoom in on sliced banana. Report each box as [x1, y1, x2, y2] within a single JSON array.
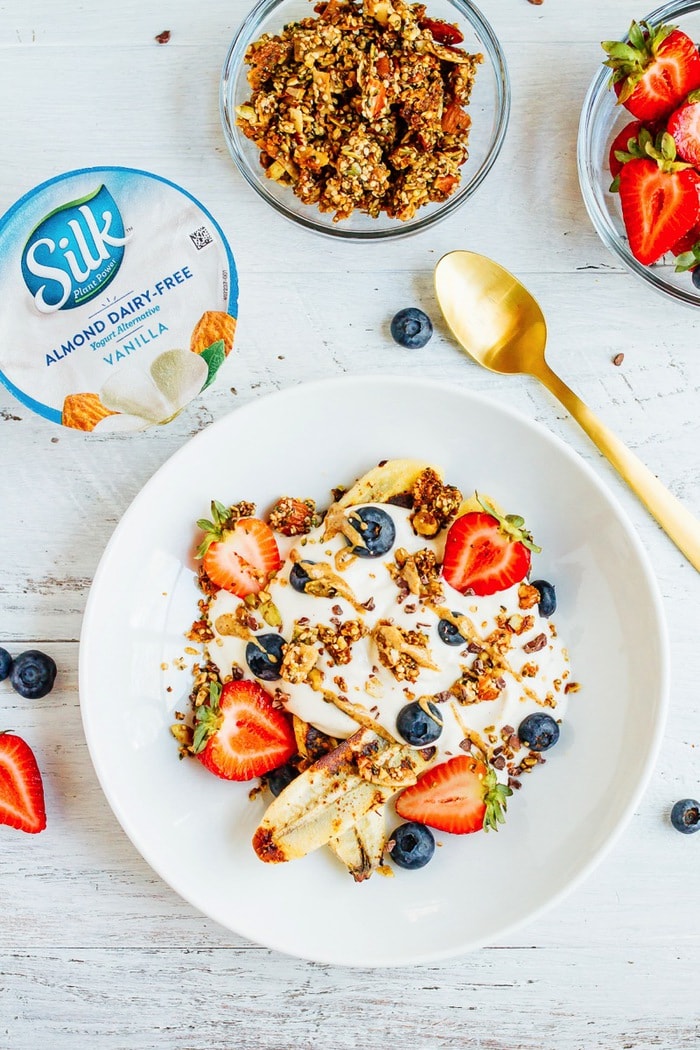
[[252, 729, 427, 866], [334, 458, 437, 510], [328, 806, 389, 882]]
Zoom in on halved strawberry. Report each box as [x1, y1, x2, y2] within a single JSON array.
[[618, 154, 700, 265], [668, 90, 700, 165], [603, 21, 700, 121], [0, 732, 46, 834], [395, 754, 512, 834], [192, 679, 296, 781], [441, 496, 539, 597], [197, 504, 281, 597]]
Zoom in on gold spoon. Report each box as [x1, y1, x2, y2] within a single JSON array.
[[434, 249, 700, 571]]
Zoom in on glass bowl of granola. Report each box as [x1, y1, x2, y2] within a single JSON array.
[[220, 0, 510, 239], [578, 0, 700, 306]]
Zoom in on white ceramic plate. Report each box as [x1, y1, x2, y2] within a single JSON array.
[[79, 375, 669, 966]]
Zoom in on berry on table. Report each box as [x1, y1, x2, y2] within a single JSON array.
[[0, 648, 12, 681], [389, 821, 435, 869], [518, 711, 560, 752], [670, 798, 700, 834], [9, 650, 57, 699], [396, 700, 443, 746], [390, 308, 433, 349]]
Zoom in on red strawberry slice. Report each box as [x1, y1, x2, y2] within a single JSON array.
[[668, 95, 700, 165], [603, 21, 700, 122], [441, 499, 537, 597], [0, 732, 47, 834], [193, 679, 296, 782], [618, 157, 700, 265], [395, 754, 512, 834], [202, 517, 281, 597]]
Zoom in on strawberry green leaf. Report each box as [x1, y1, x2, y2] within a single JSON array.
[[476, 494, 542, 554], [211, 501, 229, 524], [191, 681, 224, 753], [482, 767, 513, 833]]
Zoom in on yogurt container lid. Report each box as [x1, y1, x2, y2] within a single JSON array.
[[0, 166, 238, 431]]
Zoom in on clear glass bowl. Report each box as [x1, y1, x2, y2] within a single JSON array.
[[577, 0, 700, 307], [220, 0, 510, 240]]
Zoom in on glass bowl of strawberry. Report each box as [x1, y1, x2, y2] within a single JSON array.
[[578, 0, 700, 306]]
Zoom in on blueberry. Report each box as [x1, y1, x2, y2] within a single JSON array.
[[0, 648, 12, 681], [290, 561, 313, 593], [670, 798, 700, 834], [693, 268, 700, 290], [246, 633, 285, 681], [437, 614, 466, 646], [266, 763, 299, 797], [531, 579, 557, 618], [390, 308, 433, 349], [9, 650, 57, 699], [396, 700, 443, 746], [390, 821, 435, 870], [348, 506, 395, 557], [518, 711, 560, 752]]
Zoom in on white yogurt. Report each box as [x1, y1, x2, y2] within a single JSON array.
[[205, 505, 572, 776]]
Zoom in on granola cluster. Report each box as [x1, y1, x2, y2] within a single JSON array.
[[236, 0, 482, 221]]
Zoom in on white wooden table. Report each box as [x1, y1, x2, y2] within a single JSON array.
[[1, 1, 698, 1046]]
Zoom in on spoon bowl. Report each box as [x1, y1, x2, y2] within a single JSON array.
[[435, 251, 547, 375], [434, 250, 700, 570]]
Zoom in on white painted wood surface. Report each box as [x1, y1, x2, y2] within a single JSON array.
[[0, 0, 698, 1046]]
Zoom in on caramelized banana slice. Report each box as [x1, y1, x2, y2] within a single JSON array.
[[334, 459, 437, 510], [252, 729, 427, 865], [328, 806, 389, 882], [252, 732, 388, 863]]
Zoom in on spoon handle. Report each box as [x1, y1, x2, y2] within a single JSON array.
[[535, 360, 700, 570]]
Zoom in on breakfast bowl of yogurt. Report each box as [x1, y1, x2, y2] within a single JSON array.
[[79, 375, 668, 965]]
